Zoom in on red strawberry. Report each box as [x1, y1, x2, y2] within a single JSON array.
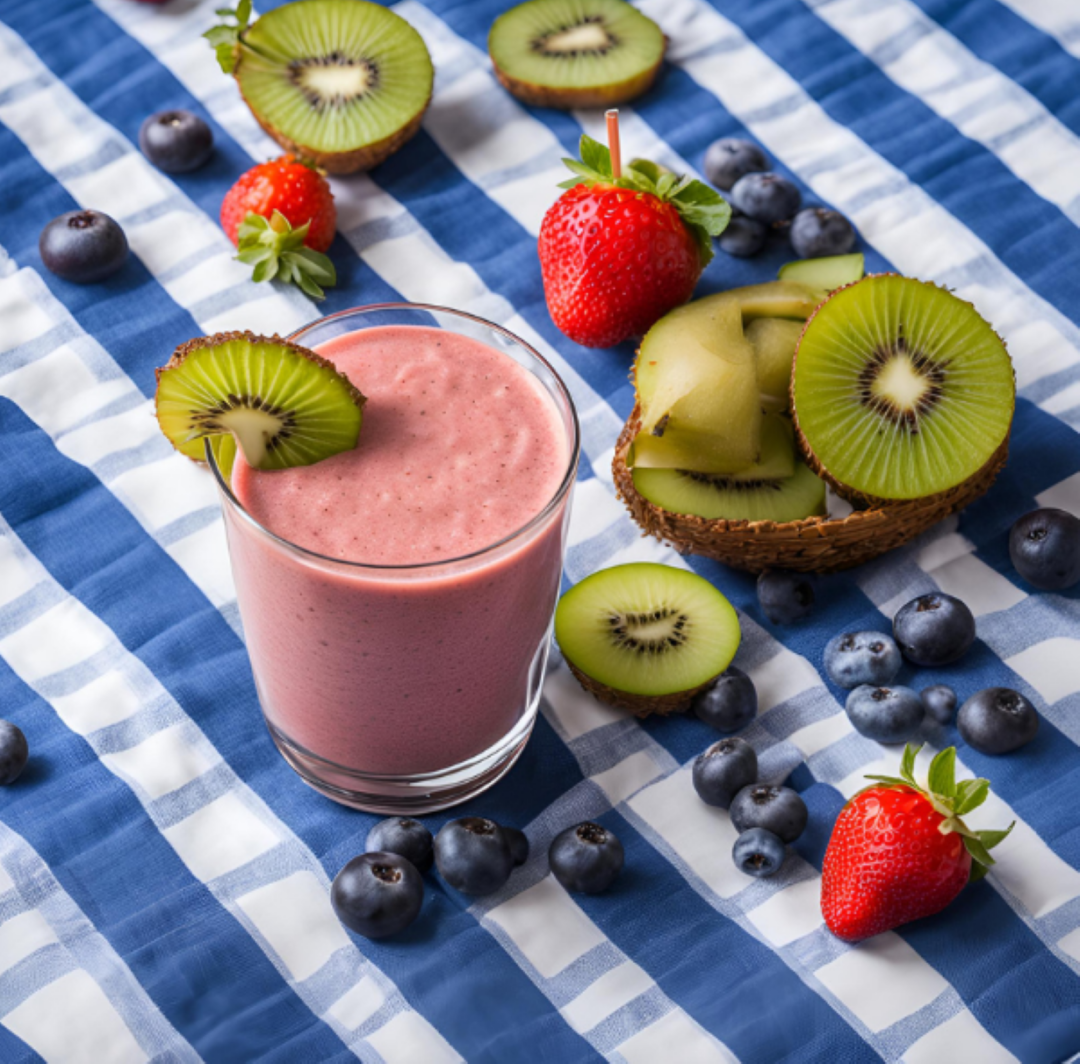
[[821, 744, 1013, 942], [539, 136, 731, 348], [220, 155, 337, 298]]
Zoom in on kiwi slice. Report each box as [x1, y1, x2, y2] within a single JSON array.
[[233, 0, 433, 174], [155, 331, 365, 472], [746, 318, 803, 413], [793, 275, 1014, 501], [488, 0, 665, 110], [779, 253, 864, 291], [555, 563, 740, 715], [633, 460, 826, 523]]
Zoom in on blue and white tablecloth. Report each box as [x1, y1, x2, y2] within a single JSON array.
[[1, 0, 1080, 1059]]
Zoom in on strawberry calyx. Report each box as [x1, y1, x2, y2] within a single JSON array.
[[236, 210, 337, 300], [204, 0, 257, 74], [558, 135, 731, 268], [861, 743, 1014, 883]]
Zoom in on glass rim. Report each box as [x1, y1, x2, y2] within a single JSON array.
[[205, 301, 581, 573]]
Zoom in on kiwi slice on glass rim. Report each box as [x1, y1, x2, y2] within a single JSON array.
[[155, 331, 365, 478], [792, 275, 1014, 503], [489, 0, 665, 109], [555, 563, 740, 716], [207, 0, 433, 174]]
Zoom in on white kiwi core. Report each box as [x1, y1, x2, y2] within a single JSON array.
[[538, 21, 614, 54], [871, 355, 934, 412]]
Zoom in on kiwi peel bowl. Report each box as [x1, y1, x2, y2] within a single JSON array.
[[613, 404, 1010, 574]]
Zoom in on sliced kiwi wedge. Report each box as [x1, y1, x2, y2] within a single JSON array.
[[555, 563, 740, 716], [792, 275, 1014, 502], [489, 0, 665, 109], [155, 331, 365, 476], [232, 0, 433, 173], [632, 459, 826, 524], [778, 253, 864, 292], [746, 318, 803, 413]]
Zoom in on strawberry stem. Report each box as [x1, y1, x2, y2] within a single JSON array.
[[606, 110, 622, 181]]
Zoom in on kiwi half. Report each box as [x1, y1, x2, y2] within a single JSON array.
[[489, 0, 665, 109], [234, 0, 433, 173], [792, 275, 1015, 502], [555, 563, 740, 716], [155, 331, 365, 473]]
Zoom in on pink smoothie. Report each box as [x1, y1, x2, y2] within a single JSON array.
[[226, 325, 573, 777]]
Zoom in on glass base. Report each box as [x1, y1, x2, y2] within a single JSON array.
[[266, 703, 539, 814]]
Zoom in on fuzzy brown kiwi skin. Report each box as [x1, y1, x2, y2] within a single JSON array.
[[562, 656, 715, 717], [491, 51, 664, 110], [789, 273, 1016, 509], [612, 405, 1009, 574], [155, 330, 366, 464]]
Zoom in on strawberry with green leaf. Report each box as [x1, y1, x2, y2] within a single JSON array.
[[821, 744, 1013, 942], [539, 133, 731, 349], [220, 155, 337, 300]]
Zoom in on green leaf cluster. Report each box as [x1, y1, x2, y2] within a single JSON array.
[[558, 135, 731, 267], [236, 210, 337, 300], [863, 743, 1013, 883], [203, 0, 252, 75]]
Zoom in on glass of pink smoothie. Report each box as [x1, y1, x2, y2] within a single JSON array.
[[207, 305, 579, 813]]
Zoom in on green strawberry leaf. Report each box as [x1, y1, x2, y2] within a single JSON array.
[[235, 210, 335, 300], [899, 743, 921, 786], [558, 135, 731, 269], [953, 778, 990, 816], [979, 824, 1015, 851], [927, 747, 957, 799], [203, 0, 253, 74], [963, 834, 996, 870], [862, 775, 914, 790]]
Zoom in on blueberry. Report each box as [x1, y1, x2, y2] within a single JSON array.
[[757, 570, 814, 625], [1009, 508, 1080, 591], [718, 215, 769, 258], [434, 817, 513, 895], [789, 207, 856, 259], [366, 818, 433, 874], [823, 631, 901, 689], [139, 109, 214, 173], [331, 852, 423, 939], [693, 737, 758, 809], [732, 828, 786, 878], [39, 211, 128, 284], [729, 784, 807, 843], [703, 138, 768, 191], [958, 688, 1039, 755], [549, 822, 624, 894], [0, 721, 28, 786], [921, 684, 957, 725], [845, 684, 924, 744], [693, 666, 758, 733], [730, 172, 801, 225], [504, 827, 530, 867], [893, 593, 976, 666]]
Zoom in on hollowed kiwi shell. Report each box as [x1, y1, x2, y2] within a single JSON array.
[[613, 405, 1008, 574]]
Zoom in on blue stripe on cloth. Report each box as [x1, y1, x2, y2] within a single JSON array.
[[0, 408, 599, 1061], [911, 0, 1080, 139]]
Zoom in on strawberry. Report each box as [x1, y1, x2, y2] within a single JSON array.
[[821, 744, 1013, 942], [220, 155, 337, 299], [539, 135, 731, 349]]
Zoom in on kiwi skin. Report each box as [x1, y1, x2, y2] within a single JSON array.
[[154, 330, 366, 464], [491, 56, 664, 110], [790, 275, 1015, 508], [563, 657, 716, 717], [612, 404, 1009, 574], [237, 81, 430, 174]]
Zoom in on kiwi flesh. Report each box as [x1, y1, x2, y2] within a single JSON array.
[[555, 562, 741, 715], [234, 0, 433, 174], [746, 318, 802, 413], [792, 275, 1014, 501], [488, 0, 665, 109], [779, 253, 864, 291], [155, 331, 365, 471], [633, 459, 826, 524]]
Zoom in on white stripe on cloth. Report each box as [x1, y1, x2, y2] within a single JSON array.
[[993, 0, 1080, 61], [0, 523, 461, 1064], [805, 0, 1080, 226], [0, 822, 203, 1064], [0, 25, 316, 339], [632, 0, 1080, 410]]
